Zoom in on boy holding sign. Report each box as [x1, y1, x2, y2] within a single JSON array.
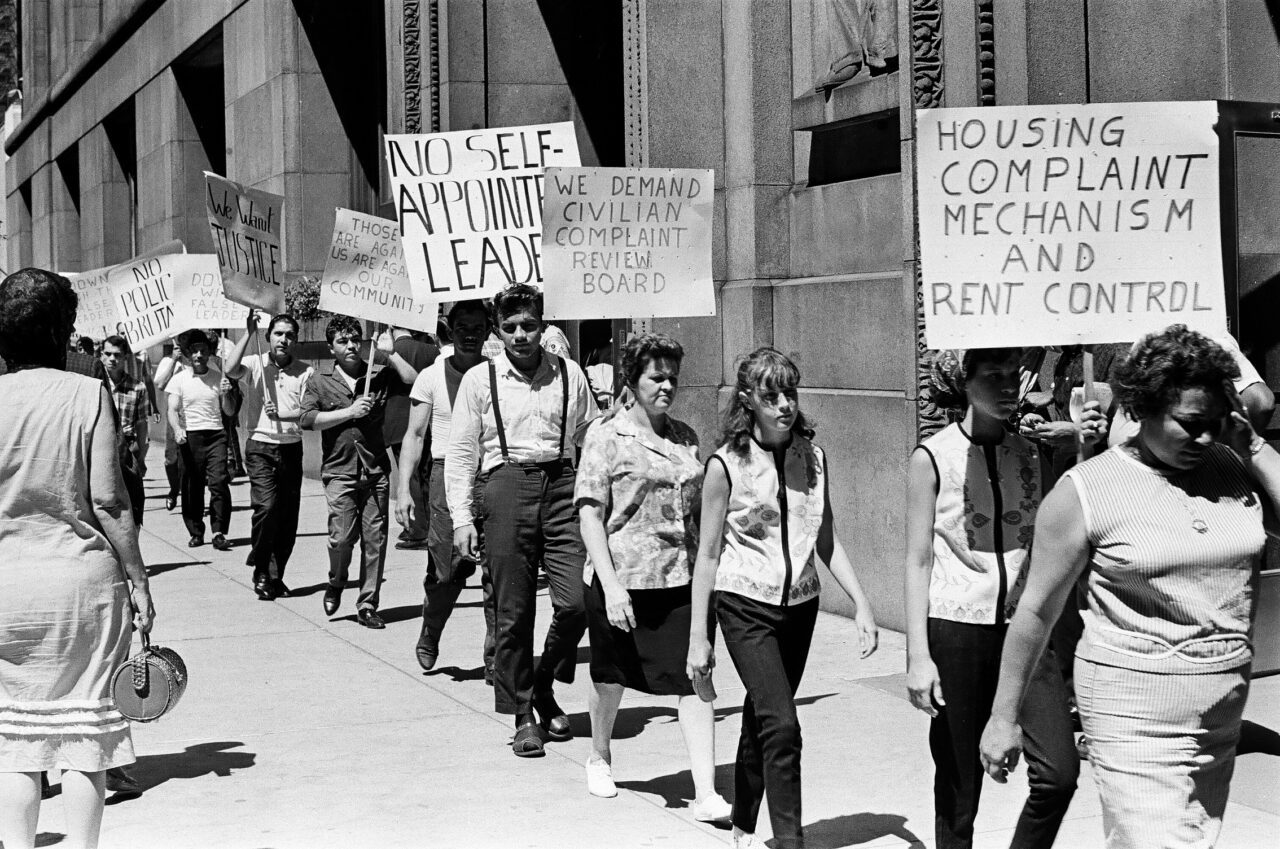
[[300, 317, 420, 629]]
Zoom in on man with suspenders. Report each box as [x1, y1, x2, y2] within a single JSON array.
[[446, 285, 598, 757], [396, 300, 496, 677]]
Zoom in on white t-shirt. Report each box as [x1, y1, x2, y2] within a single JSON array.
[[409, 356, 473, 459], [169, 366, 225, 432]]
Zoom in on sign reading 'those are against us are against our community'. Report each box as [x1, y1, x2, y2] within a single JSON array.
[[541, 167, 715, 320], [384, 122, 581, 304], [917, 101, 1226, 349], [319, 209, 436, 333]]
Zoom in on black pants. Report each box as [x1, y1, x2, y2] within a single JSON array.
[[928, 618, 1078, 849], [245, 439, 304, 582], [180, 429, 230, 537], [482, 460, 586, 715], [421, 460, 495, 664], [718, 591, 819, 849]]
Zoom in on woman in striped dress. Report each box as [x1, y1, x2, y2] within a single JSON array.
[[980, 325, 1280, 849], [0, 269, 155, 849]]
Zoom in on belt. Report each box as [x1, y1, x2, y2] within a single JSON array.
[[496, 458, 574, 471]]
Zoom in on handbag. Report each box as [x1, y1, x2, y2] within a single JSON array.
[[110, 632, 188, 723]]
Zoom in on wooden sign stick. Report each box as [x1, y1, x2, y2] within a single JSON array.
[[1078, 348, 1095, 464]]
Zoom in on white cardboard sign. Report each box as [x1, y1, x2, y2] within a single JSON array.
[[205, 172, 286, 313], [917, 101, 1227, 348], [168, 254, 250, 330], [318, 209, 436, 332], [384, 122, 581, 304], [541, 167, 715, 320]]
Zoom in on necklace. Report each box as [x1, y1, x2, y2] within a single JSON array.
[[1121, 443, 1209, 533]]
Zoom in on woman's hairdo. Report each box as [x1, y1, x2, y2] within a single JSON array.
[[620, 333, 683, 387], [492, 284, 543, 322], [1113, 324, 1241, 421], [0, 268, 78, 368]]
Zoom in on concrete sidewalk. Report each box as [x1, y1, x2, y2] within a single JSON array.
[[23, 471, 1280, 848]]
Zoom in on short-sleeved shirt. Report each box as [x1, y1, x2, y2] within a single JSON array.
[[299, 362, 396, 480], [168, 366, 225, 432], [239, 353, 313, 445], [409, 356, 477, 460], [574, 411, 702, 590], [383, 335, 439, 446]]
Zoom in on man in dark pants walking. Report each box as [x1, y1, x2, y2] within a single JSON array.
[[383, 327, 438, 549], [447, 285, 597, 757], [224, 312, 314, 600], [166, 329, 236, 550]]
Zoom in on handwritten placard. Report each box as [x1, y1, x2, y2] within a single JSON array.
[[67, 264, 117, 340], [319, 209, 436, 332], [917, 101, 1226, 348], [107, 255, 180, 350], [541, 167, 715, 320], [384, 122, 581, 304], [168, 254, 250, 330], [204, 172, 286, 313]]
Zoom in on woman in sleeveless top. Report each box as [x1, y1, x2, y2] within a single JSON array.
[[0, 269, 155, 849], [905, 348, 1105, 849], [687, 347, 878, 849], [980, 325, 1280, 849]]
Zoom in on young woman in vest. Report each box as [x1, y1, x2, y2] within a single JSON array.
[[687, 347, 879, 849], [904, 348, 1102, 849]]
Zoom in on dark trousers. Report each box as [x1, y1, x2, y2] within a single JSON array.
[[928, 618, 1078, 849], [482, 460, 586, 715], [391, 442, 431, 542], [717, 592, 819, 849], [224, 412, 244, 474], [180, 429, 230, 537], [245, 439, 304, 582], [421, 459, 496, 664], [324, 474, 390, 611]]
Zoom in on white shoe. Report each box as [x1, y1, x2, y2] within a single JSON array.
[[585, 758, 617, 798], [692, 792, 733, 823], [730, 827, 757, 849]]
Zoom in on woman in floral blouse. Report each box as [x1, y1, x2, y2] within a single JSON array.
[[575, 333, 732, 822]]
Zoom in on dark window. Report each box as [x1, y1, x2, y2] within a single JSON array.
[[803, 108, 900, 187]]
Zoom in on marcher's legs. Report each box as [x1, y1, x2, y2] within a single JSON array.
[[533, 465, 587, 695], [356, 475, 390, 610], [1012, 647, 1079, 847], [324, 476, 360, 590], [0, 771, 40, 849], [60, 769, 106, 849], [589, 682, 625, 762], [483, 466, 541, 715], [678, 695, 719, 801], [273, 443, 304, 578], [179, 440, 206, 537], [718, 593, 819, 849], [422, 461, 470, 640], [201, 430, 231, 535], [245, 440, 280, 583], [927, 618, 1003, 849]]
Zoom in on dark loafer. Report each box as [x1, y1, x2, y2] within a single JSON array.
[[416, 634, 439, 671], [187, 535, 204, 548], [512, 721, 545, 758], [212, 534, 232, 552], [269, 579, 291, 598], [323, 585, 342, 616], [253, 576, 275, 601], [357, 608, 386, 629], [535, 695, 572, 742]]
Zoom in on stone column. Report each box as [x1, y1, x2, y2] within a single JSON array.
[[135, 68, 213, 255], [78, 121, 132, 268]]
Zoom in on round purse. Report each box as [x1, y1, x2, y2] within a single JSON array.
[[110, 633, 188, 723]]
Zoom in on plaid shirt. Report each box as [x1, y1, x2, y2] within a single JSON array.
[[105, 371, 150, 441]]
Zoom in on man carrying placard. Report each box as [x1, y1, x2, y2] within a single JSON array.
[[396, 300, 496, 677], [447, 284, 598, 757], [300, 317, 420, 629], [223, 312, 314, 601], [166, 329, 238, 551]]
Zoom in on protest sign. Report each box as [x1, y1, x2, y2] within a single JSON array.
[[168, 254, 250, 330], [105, 254, 181, 351], [68, 264, 118, 341], [917, 101, 1227, 348], [318, 209, 436, 332], [205, 172, 286, 313], [384, 122, 580, 304], [541, 167, 715, 320]]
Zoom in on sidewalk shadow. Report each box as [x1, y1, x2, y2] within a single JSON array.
[[801, 812, 925, 848], [147, 560, 209, 577], [615, 762, 735, 816], [430, 665, 487, 682], [35, 834, 63, 847], [1239, 720, 1280, 756], [288, 580, 360, 599], [334, 604, 421, 625], [105, 742, 255, 805], [568, 693, 838, 740]]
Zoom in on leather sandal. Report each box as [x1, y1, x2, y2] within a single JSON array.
[[512, 721, 545, 758]]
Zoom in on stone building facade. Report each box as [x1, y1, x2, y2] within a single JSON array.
[[8, 0, 1280, 628]]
